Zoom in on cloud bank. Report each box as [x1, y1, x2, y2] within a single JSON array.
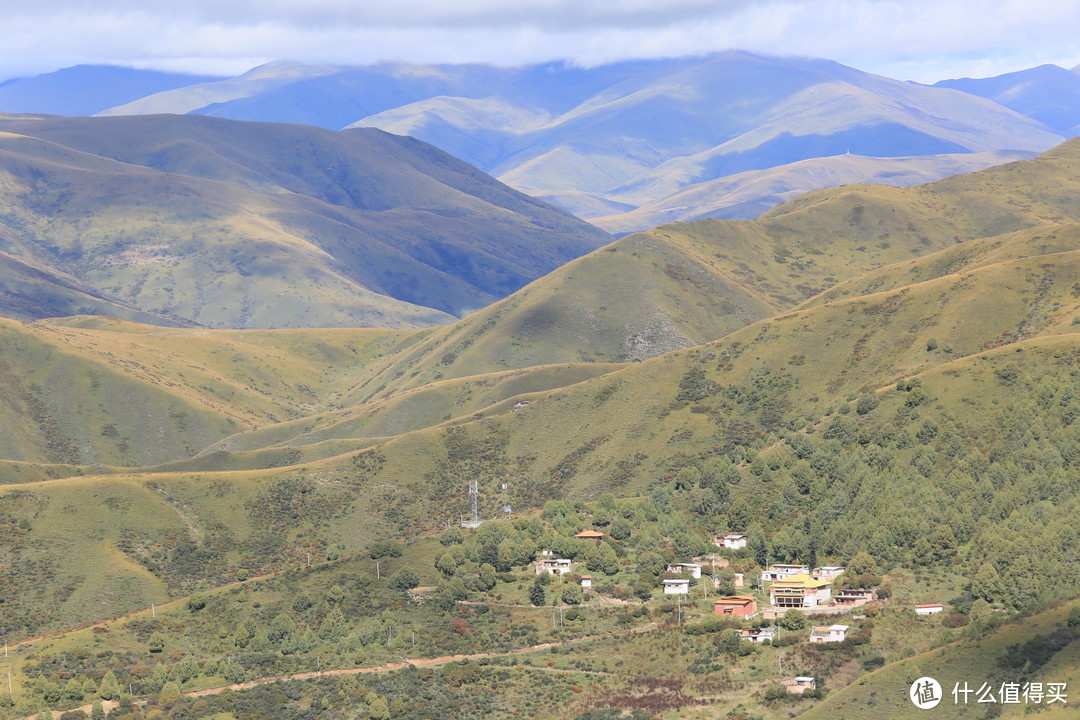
[[2, 0, 1078, 81]]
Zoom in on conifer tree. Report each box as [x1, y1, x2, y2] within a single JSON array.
[[98, 670, 121, 701]]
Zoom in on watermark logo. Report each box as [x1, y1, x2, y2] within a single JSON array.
[[910, 677, 942, 709]]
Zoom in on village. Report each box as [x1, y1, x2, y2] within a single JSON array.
[[523, 528, 947, 696]]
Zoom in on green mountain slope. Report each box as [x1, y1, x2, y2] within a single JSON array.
[[1, 135, 1078, 646], [0, 114, 611, 328]]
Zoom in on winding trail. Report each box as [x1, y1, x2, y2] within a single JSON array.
[[17, 622, 661, 720]]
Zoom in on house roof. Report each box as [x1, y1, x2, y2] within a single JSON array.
[[575, 529, 605, 538], [714, 595, 755, 605], [663, 578, 689, 584], [915, 603, 944, 608]]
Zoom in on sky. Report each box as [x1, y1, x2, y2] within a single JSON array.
[[2, 0, 1079, 83]]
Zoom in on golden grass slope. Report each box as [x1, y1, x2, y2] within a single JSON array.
[[0, 318, 414, 467]]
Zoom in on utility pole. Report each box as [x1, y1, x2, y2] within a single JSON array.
[[376, 559, 380, 580], [7, 672, 12, 698], [151, 603, 156, 618], [387, 626, 393, 646], [307, 553, 311, 568]]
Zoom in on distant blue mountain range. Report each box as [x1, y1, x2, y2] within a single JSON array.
[[1, 54, 1074, 234], [0, 65, 220, 117]]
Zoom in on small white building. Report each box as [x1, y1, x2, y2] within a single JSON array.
[[662, 579, 690, 595], [666, 562, 702, 579], [809, 625, 849, 643], [915, 603, 945, 616], [580, 575, 592, 589], [835, 588, 875, 606], [733, 572, 744, 588], [762, 564, 810, 582], [715, 534, 748, 550], [791, 677, 817, 693], [740, 627, 777, 644], [812, 566, 845, 582], [535, 558, 572, 576]]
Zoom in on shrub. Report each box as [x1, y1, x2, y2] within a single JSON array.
[[387, 567, 420, 590]]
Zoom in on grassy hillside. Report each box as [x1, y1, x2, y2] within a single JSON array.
[[3, 250, 1075, 636], [0, 318, 415, 466], [316, 140, 1080, 403], [1, 137, 1078, 720], [0, 114, 611, 328], [800, 599, 1080, 720]]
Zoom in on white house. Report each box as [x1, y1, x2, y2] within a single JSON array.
[[915, 603, 945, 616], [580, 575, 592, 589], [790, 677, 817, 693], [715, 534, 748, 550], [740, 627, 777, 644], [535, 558, 572, 576], [666, 562, 702, 579], [662, 579, 690, 595], [762, 564, 810, 582], [812, 566, 845, 582], [809, 625, 849, 643]]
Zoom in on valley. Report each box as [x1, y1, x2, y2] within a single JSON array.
[[0, 126, 1077, 719]]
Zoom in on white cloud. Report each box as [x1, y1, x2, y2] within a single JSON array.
[[1, 0, 1079, 81]]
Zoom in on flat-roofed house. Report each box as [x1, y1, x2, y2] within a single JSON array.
[[713, 595, 757, 618], [915, 603, 945, 615], [812, 566, 845, 582], [666, 562, 702, 579], [535, 558, 572, 576], [809, 625, 848, 643], [663, 579, 690, 595], [834, 588, 875, 606], [740, 627, 777, 644], [714, 534, 748, 550], [762, 564, 810, 582]]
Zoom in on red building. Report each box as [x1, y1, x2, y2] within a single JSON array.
[[713, 595, 757, 618]]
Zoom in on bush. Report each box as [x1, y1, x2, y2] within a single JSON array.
[[387, 567, 420, 590], [186, 592, 207, 612], [777, 609, 806, 630]]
